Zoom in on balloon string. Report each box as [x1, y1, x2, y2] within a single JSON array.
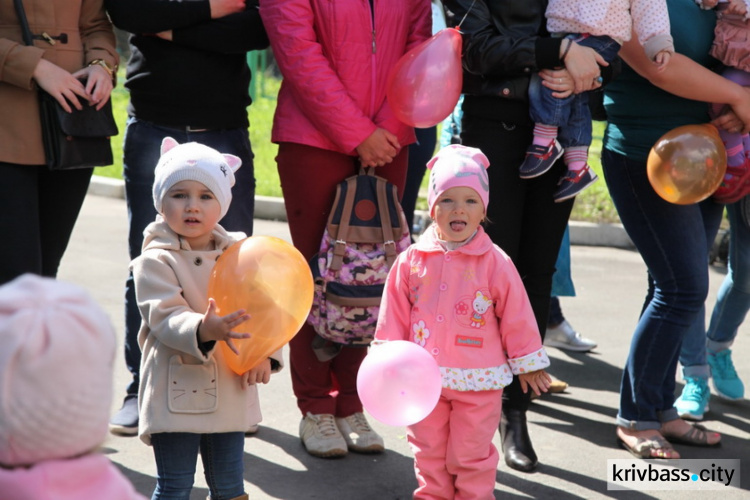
[[456, 0, 478, 31]]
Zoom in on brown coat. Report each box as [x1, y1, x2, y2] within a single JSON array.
[[0, 0, 118, 165]]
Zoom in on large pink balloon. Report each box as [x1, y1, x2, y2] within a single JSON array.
[[357, 340, 442, 426], [386, 28, 463, 128]]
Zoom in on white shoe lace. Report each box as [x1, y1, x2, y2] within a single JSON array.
[[348, 413, 373, 433], [311, 414, 340, 437]]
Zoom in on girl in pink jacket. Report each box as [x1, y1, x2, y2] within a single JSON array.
[[375, 145, 552, 499]]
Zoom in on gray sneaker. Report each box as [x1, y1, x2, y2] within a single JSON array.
[[299, 412, 347, 458], [336, 412, 384, 453], [109, 395, 139, 436], [544, 320, 597, 352]]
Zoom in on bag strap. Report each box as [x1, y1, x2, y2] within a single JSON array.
[[13, 0, 34, 46], [329, 173, 359, 271], [375, 176, 399, 267]]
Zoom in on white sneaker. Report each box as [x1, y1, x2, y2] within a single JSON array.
[[544, 320, 597, 352], [245, 424, 259, 435], [335, 412, 384, 453], [299, 413, 347, 458]]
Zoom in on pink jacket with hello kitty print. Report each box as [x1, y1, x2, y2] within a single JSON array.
[[374, 225, 550, 391]]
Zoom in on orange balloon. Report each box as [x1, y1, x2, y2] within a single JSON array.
[[647, 124, 727, 205], [386, 28, 463, 128], [207, 236, 313, 374]]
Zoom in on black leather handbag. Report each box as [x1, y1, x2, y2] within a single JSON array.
[[14, 0, 117, 170]]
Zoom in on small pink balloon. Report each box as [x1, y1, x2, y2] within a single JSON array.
[[357, 340, 442, 426], [386, 28, 463, 128]]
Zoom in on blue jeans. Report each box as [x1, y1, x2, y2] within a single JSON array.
[[551, 225, 575, 297], [121, 118, 256, 396], [150, 432, 245, 500], [601, 149, 724, 429], [680, 200, 750, 372], [529, 34, 620, 148]]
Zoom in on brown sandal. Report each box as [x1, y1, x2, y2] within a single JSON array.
[[662, 423, 721, 447], [618, 434, 679, 459]]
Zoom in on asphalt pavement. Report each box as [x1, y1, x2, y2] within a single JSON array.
[[55, 182, 750, 500]]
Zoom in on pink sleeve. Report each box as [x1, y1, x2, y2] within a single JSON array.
[[490, 253, 544, 360], [632, 0, 674, 59], [374, 253, 413, 342], [260, 0, 376, 153]]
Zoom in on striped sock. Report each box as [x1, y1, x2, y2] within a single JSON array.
[[563, 147, 589, 172], [532, 124, 558, 147]]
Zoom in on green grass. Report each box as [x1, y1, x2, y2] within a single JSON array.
[[100, 74, 620, 224]]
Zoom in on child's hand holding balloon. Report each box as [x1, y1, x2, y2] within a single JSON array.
[[242, 358, 271, 388]]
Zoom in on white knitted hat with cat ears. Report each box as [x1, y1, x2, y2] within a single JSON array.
[[152, 137, 242, 219]]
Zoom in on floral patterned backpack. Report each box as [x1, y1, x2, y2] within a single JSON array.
[[308, 167, 411, 351]]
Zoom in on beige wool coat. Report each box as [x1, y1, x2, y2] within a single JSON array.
[[0, 0, 118, 165], [133, 218, 284, 445]]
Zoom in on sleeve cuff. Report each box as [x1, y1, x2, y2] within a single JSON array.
[[508, 347, 550, 375], [643, 34, 674, 62]]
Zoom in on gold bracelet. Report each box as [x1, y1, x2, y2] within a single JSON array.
[[88, 58, 116, 79]]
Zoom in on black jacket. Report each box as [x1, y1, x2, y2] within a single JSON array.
[[105, 0, 269, 130], [443, 0, 562, 102]]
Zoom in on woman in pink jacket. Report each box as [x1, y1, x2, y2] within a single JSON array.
[[375, 145, 551, 499], [260, 0, 431, 458]]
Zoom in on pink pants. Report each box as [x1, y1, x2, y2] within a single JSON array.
[[408, 388, 503, 500], [276, 143, 408, 416]]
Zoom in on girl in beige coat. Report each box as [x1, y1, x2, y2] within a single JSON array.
[[133, 138, 282, 500], [0, 0, 118, 284]]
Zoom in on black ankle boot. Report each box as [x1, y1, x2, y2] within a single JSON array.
[[499, 409, 538, 472]]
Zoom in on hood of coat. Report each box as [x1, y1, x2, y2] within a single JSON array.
[[415, 224, 495, 256], [141, 216, 241, 253]]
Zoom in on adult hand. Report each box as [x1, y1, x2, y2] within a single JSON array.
[[726, 87, 750, 135], [32, 59, 89, 113], [539, 68, 574, 98], [727, 0, 747, 15], [209, 0, 246, 19], [198, 298, 251, 355], [711, 107, 744, 134], [72, 64, 113, 110], [356, 128, 400, 168], [563, 41, 607, 94]]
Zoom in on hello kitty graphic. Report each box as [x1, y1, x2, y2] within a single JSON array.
[[470, 291, 492, 328]]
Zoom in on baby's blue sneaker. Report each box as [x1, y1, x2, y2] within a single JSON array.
[[708, 349, 744, 400], [674, 376, 710, 421]]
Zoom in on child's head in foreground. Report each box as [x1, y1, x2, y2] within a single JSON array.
[[426, 144, 490, 243], [152, 137, 242, 250], [0, 274, 116, 468]]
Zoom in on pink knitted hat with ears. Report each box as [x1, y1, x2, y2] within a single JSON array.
[[152, 137, 242, 219], [426, 144, 490, 216], [0, 274, 116, 467]]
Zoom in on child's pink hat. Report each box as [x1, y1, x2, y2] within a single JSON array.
[[0, 275, 116, 466], [426, 144, 490, 215]]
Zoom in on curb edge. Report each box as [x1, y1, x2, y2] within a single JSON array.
[[88, 176, 634, 250]]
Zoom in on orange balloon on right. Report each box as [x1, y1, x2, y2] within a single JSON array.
[[647, 124, 727, 205]]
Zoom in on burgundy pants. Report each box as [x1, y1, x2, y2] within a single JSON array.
[[276, 142, 408, 416]]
